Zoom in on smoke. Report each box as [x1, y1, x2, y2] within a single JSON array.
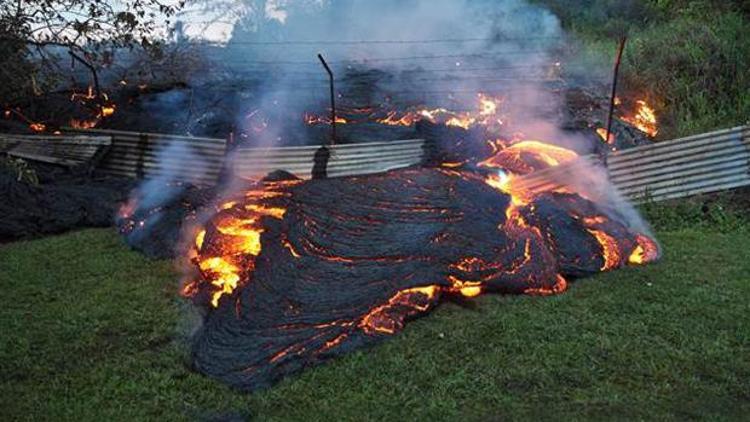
[[118, 140, 210, 247], [177, 0, 653, 224], [172, 0, 571, 146], [548, 159, 656, 238], [141, 0, 661, 349]]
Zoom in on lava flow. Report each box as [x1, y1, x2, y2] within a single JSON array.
[[303, 93, 506, 131], [179, 138, 659, 391]]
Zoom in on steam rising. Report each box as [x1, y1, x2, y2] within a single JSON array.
[[122, 0, 654, 257], [179, 0, 569, 147], [112, 2, 662, 377], [119, 141, 208, 245]]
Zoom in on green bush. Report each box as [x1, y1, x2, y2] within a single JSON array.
[[533, 0, 750, 138], [622, 10, 750, 137], [639, 194, 749, 232], [1, 156, 40, 186]]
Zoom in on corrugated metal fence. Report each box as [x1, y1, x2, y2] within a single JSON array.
[[513, 125, 750, 203], [0, 134, 110, 167], [54, 124, 750, 203], [608, 125, 750, 202], [66, 128, 425, 184], [66, 128, 227, 186]]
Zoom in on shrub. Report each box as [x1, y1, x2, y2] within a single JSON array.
[[1, 156, 40, 186], [622, 10, 750, 137]]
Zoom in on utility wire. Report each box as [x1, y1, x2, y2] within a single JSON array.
[[192, 36, 564, 46], [203, 50, 563, 66]]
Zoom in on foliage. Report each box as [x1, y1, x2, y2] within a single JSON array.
[[622, 10, 750, 137], [1, 156, 39, 186], [0, 225, 748, 420], [0, 0, 184, 48], [0, 0, 185, 105], [640, 190, 750, 233], [533, 0, 750, 138]]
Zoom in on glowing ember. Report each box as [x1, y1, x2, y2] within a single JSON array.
[[67, 85, 117, 129], [596, 128, 615, 144], [29, 122, 46, 132], [377, 110, 421, 126], [304, 113, 348, 125], [101, 104, 116, 117], [70, 119, 99, 130], [304, 93, 507, 131], [195, 230, 206, 249], [70, 86, 97, 102]]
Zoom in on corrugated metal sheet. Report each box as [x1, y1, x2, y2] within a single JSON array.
[[510, 125, 750, 203], [64, 125, 749, 202], [608, 125, 750, 202], [64, 128, 226, 185], [231, 138, 425, 180], [0, 134, 111, 167], [66, 128, 425, 185]]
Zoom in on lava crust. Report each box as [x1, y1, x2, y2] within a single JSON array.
[[185, 167, 657, 391]]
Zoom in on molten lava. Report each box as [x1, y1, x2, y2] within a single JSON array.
[[479, 140, 579, 175], [177, 138, 659, 391], [304, 93, 507, 131], [29, 123, 47, 132], [303, 113, 348, 125]]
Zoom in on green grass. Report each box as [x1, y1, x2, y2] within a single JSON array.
[[1, 215, 749, 420]]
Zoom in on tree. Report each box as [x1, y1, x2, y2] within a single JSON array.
[[0, 0, 185, 105]]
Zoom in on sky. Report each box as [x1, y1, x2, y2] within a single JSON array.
[[176, 0, 302, 43]]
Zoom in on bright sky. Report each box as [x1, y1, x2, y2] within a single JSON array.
[[176, 0, 292, 43]]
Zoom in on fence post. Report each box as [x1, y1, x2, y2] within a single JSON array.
[[317, 54, 337, 146], [603, 36, 627, 167]]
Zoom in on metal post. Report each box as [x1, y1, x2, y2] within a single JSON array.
[[317, 53, 336, 145], [604, 37, 627, 164]]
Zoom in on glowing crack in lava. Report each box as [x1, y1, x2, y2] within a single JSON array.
[[183, 140, 659, 391]]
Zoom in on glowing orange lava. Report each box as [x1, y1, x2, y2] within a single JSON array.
[[189, 193, 289, 307], [586, 229, 621, 271], [628, 234, 660, 265], [596, 128, 615, 144], [360, 285, 439, 334], [479, 140, 579, 175], [29, 122, 46, 132], [304, 113, 348, 125], [622, 100, 658, 137]]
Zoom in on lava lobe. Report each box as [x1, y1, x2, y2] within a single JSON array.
[[184, 163, 657, 391]]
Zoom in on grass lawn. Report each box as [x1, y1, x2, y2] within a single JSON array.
[[1, 223, 749, 420]]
